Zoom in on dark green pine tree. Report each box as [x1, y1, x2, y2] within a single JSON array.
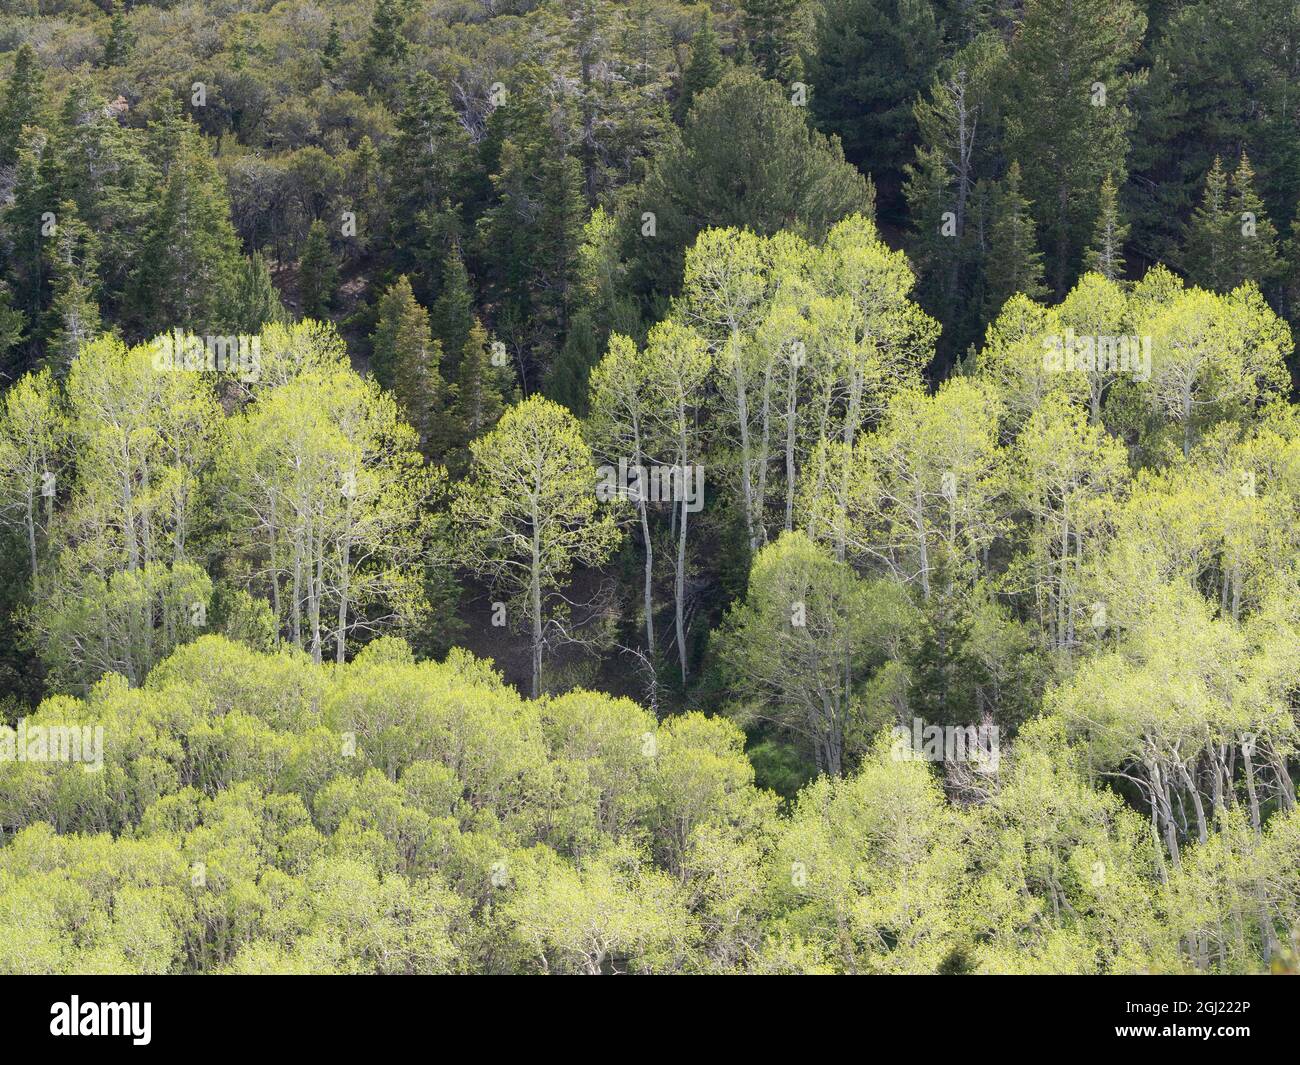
[[362, 0, 409, 98], [55, 81, 153, 318], [104, 1, 135, 68], [807, 0, 941, 202], [1182, 156, 1235, 291], [1228, 152, 1283, 290], [44, 200, 101, 375], [3, 127, 61, 370], [298, 220, 338, 321], [1001, 0, 1146, 292], [0, 283, 26, 375], [371, 275, 447, 456], [675, 9, 726, 124], [429, 240, 474, 379], [383, 71, 472, 283], [134, 105, 244, 336], [477, 69, 587, 383], [448, 317, 510, 474], [983, 162, 1048, 318], [545, 306, 600, 417], [1083, 174, 1130, 281], [321, 18, 343, 77], [741, 0, 809, 82], [625, 67, 874, 309], [0, 44, 45, 167], [231, 253, 287, 333]]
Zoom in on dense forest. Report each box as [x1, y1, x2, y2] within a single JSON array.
[[1, 0, 1299, 974]]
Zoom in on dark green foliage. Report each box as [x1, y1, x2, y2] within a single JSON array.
[[807, 0, 941, 213], [624, 68, 874, 310], [298, 220, 338, 321]]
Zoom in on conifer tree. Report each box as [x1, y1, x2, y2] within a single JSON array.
[[362, 0, 409, 97], [429, 241, 474, 379], [383, 72, 471, 282], [230, 253, 287, 334], [0, 44, 44, 167], [1183, 156, 1240, 292], [1229, 152, 1283, 289], [1083, 174, 1130, 281], [676, 9, 725, 123], [134, 110, 243, 336], [1002, 0, 1146, 291], [322, 18, 342, 77], [984, 162, 1048, 317], [371, 276, 446, 456], [742, 0, 809, 82], [44, 200, 101, 375], [104, 1, 134, 68], [298, 220, 338, 321], [449, 318, 510, 471]]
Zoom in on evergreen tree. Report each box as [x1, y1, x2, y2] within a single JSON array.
[[808, 0, 941, 204], [371, 276, 446, 457], [2, 127, 59, 361], [984, 162, 1048, 317], [1002, 0, 1146, 292], [0, 284, 27, 376], [134, 110, 243, 336], [104, 1, 135, 68], [1229, 152, 1283, 289], [362, 0, 409, 97], [449, 318, 510, 472], [626, 68, 874, 309], [230, 253, 287, 334], [44, 200, 101, 375], [55, 82, 152, 320], [0, 44, 45, 167], [1083, 174, 1130, 281], [429, 241, 474, 379], [545, 307, 600, 417], [383, 72, 472, 285], [1182, 156, 1235, 291], [321, 18, 343, 77], [675, 9, 725, 123], [741, 0, 810, 82], [477, 69, 587, 384], [298, 220, 338, 320]]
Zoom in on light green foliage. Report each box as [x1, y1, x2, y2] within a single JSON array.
[[451, 396, 621, 696]]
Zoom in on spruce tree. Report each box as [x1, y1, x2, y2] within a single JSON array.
[[1002, 0, 1146, 291], [1229, 152, 1283, 289], [984, 162, 1048, 317], [808, 0, 941, 190], [104, 1, 135, 68], [322, 18, 342, 77], [362, 0, 409, 97], [231, 253, 287, 333], [298, 220, 338, 320], [741, 0, 809, 82], [430, 241, 474, 379], [371, 276, 446, 455], [478, 69, 586, 380], [676, 9, 725, 123], [448, 318, 509, 473], [3, 127, 58, 353], [134, 109, 243, 335], [0, 283, 28, 377], [44, 200, 101, 375], [1083, 174, 1130, 281], [1182, 156, 1235, 291], [383, 72, 471, 282], [0, 44, 45, 167], [545, 307, 600, 416]]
